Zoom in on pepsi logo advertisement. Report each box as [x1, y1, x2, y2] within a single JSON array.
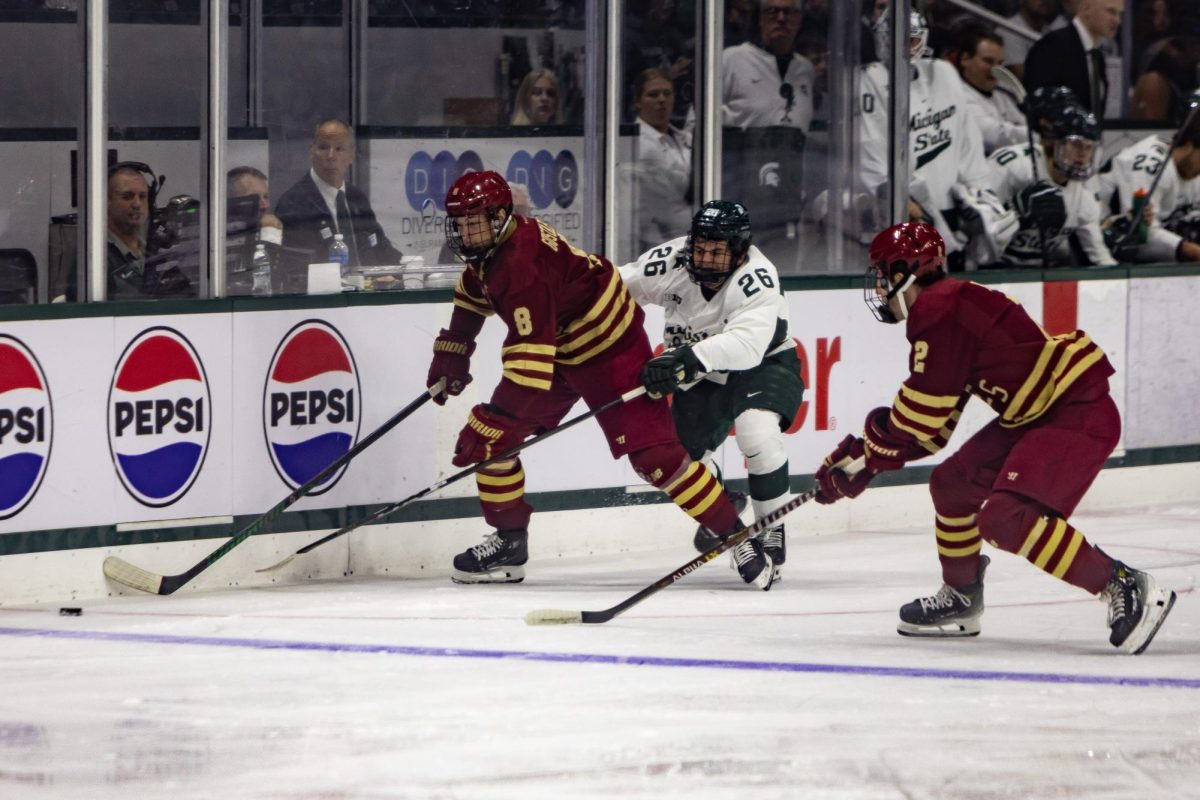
[[263, 320, 361, 494], [0, 335, 53, 520], [107, 327, 211, 508]]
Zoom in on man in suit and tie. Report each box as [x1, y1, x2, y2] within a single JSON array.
[[1023, 0, 1125, 116], [275, 118, 401, 269]]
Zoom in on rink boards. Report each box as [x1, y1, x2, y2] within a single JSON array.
[[1, 270, 1198, 602]]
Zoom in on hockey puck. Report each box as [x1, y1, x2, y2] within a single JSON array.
[[58, 607, 82, 616]]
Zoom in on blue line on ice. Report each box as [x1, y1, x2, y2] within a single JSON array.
[[2, 625, 1195, 689]]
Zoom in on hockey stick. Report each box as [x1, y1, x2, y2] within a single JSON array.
[[254, 384, 651, 573], [102, 381, 444, 595], [524, 486, 820, 625]]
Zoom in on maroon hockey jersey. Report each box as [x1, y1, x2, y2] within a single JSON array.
[[885, 278, 1115, 452], [451, 216, 641, 411]]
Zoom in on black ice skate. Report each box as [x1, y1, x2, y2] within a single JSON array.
[[1101, 559, 1176, 655], [451, 529, 528, 584], [898, 555, 990, 637], [693, 489, 749, 553], [730, 536, 775, 591], [760, 523, 785, 582]]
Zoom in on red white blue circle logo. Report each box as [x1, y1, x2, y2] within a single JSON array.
[[263, 320, 361, 493], [108, 327, 211, 508], [0, 335, 53, 520]]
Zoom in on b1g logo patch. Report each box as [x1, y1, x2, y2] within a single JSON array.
[[263, 320, 360, 493], [108, 327, 211, 507], [0, 335, 53, 520]]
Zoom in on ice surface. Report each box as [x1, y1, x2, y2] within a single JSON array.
[[1, 503, 1197, 799]]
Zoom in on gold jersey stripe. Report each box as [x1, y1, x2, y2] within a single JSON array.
[[563, 269, 621, 336], [1017, 515, 1049, 558], [672, 468, 715, 507], [479, 487, 526, 504], [888, 411, 933, 441], [681, 481, 724, 519], [503, 370, 553, 390], [502, 342, 557, 357], [899, 383, 962, 408], [1051, 529, 1084, 579], [662, 462, 701, 495], [502, 358, 555, 374], [1005, 335, 1098, 425], [1033, 518, 1068, 570], [937, 540, 982, 557], [557, 300, 636, 365], [936, 512, 977, 527], [893, 396, 954, 431], [476, 469, 524, 487], [559, 283, 632, 356], [453, 296, 494, 317]]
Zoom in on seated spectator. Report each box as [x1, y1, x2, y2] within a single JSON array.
[[630, 68, 694, 252], [1098, 93, 1200, 262], [275, 119, 402, 270], [510, 68, 562, 125], [948, 20, 1029, 154], [982, 102, 1116, 266], [999, 0, 1066, 80], [1130, 36, 1200, 124], [227, 165, 283, 235], [624, 0, 694, 125], [107, 162, 192, 300]]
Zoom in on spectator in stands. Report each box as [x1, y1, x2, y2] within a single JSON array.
[[860, 0, 890, 63], [624, 0, 695, 125], [948, 20, 1029, 153], [275, 119, 402, 270], [227, 166, 283, 237], [999, 0, 1066, 80], [725, 0, 757, 48], [629, 68, 694, 252], [1130, 36, 1200, 123], [1132, 0, 1174, 74], [510, 68, 562, 126], [1023, 0, 1125, 116]]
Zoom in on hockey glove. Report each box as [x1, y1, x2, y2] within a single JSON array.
[[453, 403, 525, 467], [427, 329, 476, 406], [641, 346, 704, 399], [862, 406, 926, 472], [1014, 180, 1067, 233], [814, 435, 874, 504]]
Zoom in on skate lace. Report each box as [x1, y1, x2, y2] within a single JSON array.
[[920, 584, 967, 614], [1104, 579, 1130, 627], [469, 533, 504, 560], [760, 526, 784, 550], [731, 539, 759, 567]]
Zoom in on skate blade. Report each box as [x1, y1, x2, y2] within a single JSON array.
[[1124, 588, 1177, 655], [451, 565, 525, 584], [897, 618, 982, 638]]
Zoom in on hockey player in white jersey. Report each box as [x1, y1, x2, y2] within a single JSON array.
[[1097, 90, 1200, 263], [857, 11, 994, 262], [983, 103, 1117, 266], [621, 201, 804, 591]]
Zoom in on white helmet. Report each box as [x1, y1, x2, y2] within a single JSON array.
[[874, 10, 930, 62]]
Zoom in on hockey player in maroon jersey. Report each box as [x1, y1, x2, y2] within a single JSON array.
[[426, 171, 759, 586], [813, 221, 1176, 654]]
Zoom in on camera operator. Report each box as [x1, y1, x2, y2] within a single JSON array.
[[107, 162, 193, 301]]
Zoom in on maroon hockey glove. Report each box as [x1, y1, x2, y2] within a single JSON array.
[[427, 329, 476, 406], [453, 404, 525, 467], [863, 406, 929, 472], [815, 435, 875, 504]]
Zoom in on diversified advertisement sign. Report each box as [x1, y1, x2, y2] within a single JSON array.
[[0, 275, 1186, 537]]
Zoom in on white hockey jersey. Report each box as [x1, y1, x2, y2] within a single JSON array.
[[619, 238, 790, 385], [722, 43, 815, 131], [1097, 135, 1196, 262], [961, 80, 1028, 155], [984, 143, 1116, 266], [857, 58, 991, 214]]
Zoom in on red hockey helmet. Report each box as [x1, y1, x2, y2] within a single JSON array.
[[445, 170, 515, 262], [865, 222, 946, 323]]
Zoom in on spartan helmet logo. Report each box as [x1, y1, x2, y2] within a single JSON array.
[[758, 162, 782, 188]]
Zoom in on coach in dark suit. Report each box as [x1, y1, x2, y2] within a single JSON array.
[[1023, 0, 1125, 115], [275, 118, 401, 269]]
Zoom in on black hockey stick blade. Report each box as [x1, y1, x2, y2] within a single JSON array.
[[102, 384, 442, 595], [255, 385, 651, 573], [524, 487, 820, 626]]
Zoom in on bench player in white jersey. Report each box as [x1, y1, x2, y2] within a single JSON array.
[[1096, 89, 1200, 263], [620, 201, 804, 590], [983, 102, 1117, 266], [857, 11, 993, 261]]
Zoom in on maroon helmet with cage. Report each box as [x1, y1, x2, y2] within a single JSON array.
[[445, 170, 515, 262], [864, 222, 947, 323]]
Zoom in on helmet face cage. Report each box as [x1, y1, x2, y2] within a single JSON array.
[[873, 11, 929, 62], [863, 260, 903, 324], [444, 171, 514, 263], [864, 222, 946, 323], [1053, 134, 1101, 181], [684, 201, 752, 288]]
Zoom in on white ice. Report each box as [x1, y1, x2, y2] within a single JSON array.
[[1, 502, 1198, 800]]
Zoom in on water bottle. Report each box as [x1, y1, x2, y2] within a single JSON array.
[[250, 242, 272, 296], [328, 233, 351, 277], [1130, 188, 1149, 244]]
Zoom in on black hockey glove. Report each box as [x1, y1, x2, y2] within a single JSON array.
[[640, 346, 703, 399], [1014, 180, 1067, 232]]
